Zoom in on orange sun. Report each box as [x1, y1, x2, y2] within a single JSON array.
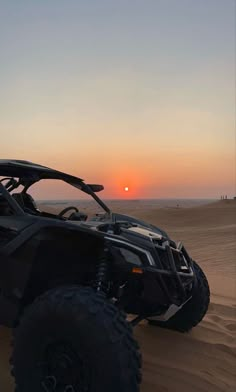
[[124, 186, 129, 192]]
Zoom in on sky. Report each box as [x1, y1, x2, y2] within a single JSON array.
[[0, 0, 235, 199]]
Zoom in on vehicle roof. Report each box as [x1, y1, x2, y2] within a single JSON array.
[[0, 159, 84, 184]]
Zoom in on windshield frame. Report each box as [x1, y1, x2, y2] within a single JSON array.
[[0, 177, 111, 215]]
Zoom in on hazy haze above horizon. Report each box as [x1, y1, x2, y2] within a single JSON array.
[[0, 0, 235, 199]]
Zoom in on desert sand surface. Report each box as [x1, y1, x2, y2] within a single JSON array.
[[0, 199, 235, 391]]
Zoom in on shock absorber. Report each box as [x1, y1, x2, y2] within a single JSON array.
[[94, 248, 109, 293]]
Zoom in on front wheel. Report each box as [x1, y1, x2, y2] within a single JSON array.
[[148, 260, 210, 332], [11, 286, 142, 392]]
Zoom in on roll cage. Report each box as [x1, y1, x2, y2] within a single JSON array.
[[0, 160, 110, 215]]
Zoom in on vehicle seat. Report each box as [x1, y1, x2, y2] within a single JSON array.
[[0, 195, 11, 215], [11, 193, 40, 214]]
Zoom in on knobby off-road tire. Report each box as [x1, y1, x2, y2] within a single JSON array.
[[148, 260, 210, 332], [11, 286, 142, 392]]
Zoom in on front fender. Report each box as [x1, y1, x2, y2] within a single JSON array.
[[0, 253, 31, 327]]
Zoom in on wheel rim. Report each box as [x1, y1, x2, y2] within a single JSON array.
[[40, 341, 90, 392]]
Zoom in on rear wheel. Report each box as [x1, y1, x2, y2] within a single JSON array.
[[11, 286, 142, 392], [148, 260, 210, 332]]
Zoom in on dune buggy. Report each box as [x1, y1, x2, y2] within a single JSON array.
[[0, 160, 210, 392]]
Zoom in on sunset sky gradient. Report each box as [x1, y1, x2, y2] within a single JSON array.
[[0, 0, 235, 199]]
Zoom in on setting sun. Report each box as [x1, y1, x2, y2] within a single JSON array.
[[124, 187, 129, 192]]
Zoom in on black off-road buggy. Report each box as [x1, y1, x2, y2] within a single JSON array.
[[0, 160, 210, 392]]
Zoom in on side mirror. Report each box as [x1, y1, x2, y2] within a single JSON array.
[[88, 184, 104, 193]]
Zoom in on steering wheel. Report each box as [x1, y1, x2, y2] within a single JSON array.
[[58, 206, 79, 218]]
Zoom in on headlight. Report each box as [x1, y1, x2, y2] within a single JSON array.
[[119, 248, 142, 266]]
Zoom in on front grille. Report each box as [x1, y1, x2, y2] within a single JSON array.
[[155, 246, 189, 273], [157, 248, 171, 270]]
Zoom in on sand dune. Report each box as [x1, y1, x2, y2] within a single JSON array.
[[1, 199, 235, 391], [137, 297, 236, 392]]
